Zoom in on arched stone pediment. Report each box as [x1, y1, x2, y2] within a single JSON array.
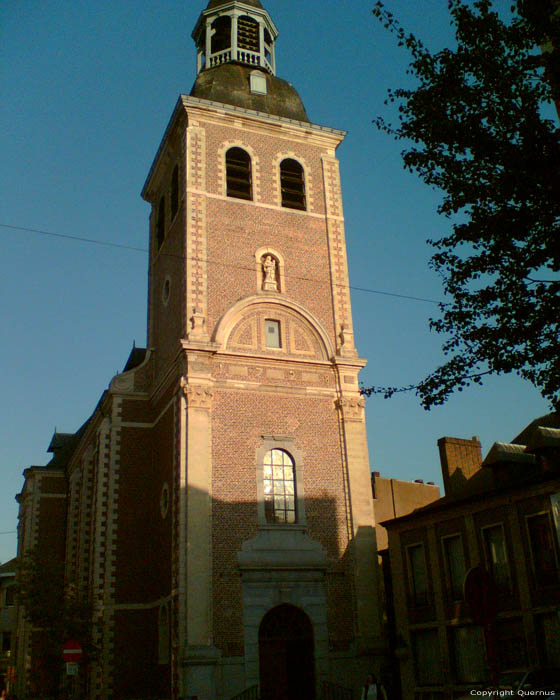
[[213, 296, 334, 361]]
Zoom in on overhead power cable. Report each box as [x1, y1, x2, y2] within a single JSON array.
[[1, 223, 444, 305]]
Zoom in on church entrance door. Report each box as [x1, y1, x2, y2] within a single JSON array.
[[258, 604, 316, 700]]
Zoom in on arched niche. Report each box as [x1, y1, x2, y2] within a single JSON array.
[[212, 296, 335, 361]]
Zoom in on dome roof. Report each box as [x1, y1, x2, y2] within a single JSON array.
[[206, 0, 263, 9], [190, 64, 309, 122]]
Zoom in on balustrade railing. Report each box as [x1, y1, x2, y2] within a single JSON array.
[[207, 49, 273, 74], [209, 49, 232, 67], [237, 49, 261, 66]]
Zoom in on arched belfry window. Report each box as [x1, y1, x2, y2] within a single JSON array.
[[171, 165, 179, 220], [156, 196, 166, 249], [280, 159, 306, 210], [263, 449, 296, 524], [226, 147, 252, 200], [238, 15, 260, 53], [264, 28, 273, 63], [211, 15, 231, 54]]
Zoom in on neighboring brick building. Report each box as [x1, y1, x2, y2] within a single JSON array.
[[384, 415, 560, 700], [0, 559, 16, 693], [15, 2, 387, 698]]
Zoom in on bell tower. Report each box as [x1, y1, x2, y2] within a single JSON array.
[[192, 0, 277, 76], [140, 1, 384, 697]]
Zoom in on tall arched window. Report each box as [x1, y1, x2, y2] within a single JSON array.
[[170, 165, 179, 220], [226, 147, 252, 200], [156, 196, 166, 249], [280, 159, 306, 210], [263, 449, 296, 524]]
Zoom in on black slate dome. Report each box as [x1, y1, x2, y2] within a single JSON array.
[[206, 0, 263, 8], [190, 64, 309, 122]]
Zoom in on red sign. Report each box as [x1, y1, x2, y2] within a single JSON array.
[[62, 640, 83, 663]]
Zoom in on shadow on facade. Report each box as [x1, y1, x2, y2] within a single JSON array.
[[108, 485, 374, 700]]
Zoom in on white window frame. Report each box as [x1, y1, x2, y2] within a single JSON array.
[[406, 542, 429, 604], [441, 532, 466, 601], [525, 510, 560, 583], [481, 522, 512, 590]]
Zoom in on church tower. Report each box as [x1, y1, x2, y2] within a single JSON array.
[[14, 2, 384, 699], [138, 0, 383, 697]]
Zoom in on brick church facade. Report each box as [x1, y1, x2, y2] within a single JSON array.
[[15, 2, 386, 698]]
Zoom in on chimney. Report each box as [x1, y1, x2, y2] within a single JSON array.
[[438, 436, 482, 497]]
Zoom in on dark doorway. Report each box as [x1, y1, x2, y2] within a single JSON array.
[[259, 604, 316, 700]]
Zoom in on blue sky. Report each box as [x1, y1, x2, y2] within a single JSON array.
[[0, 0, 551, 563]]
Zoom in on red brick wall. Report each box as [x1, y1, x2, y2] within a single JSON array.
[[211, 388, 355, 651], [113, 608, 170, 699], [115, 413, 173, 604]]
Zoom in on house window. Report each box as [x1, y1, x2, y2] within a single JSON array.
[[265, 319, 281, 348], [535, 613, 560, 666], [407, 543, 429, 606], [1, 631, 10, 654], [527, 513, 559, 587], [226, 147, 252, 200], [280, 159, 306, 210], [4, 585, 14, 606], [156, 196, 166, 249], [263, 449, 296, 524], [412, 628, 442, 686], [170, 165, 179, 220], [442, 534, 466, 600], [450, 626, 486, 684], [495, 618, 528, 670], [483, 524, 512, 592]]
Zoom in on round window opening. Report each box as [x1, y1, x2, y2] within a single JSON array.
[[162, 277, 171, 305], [160, 482, 170, 519]]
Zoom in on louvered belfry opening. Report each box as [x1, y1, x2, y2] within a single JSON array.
[[238, 15, 260, 52], [226, 147, 252, 200], [157, 196, 166, 248], [171, 165, 179, 220], [280, 159, 306, 210], [264, 27, 273, 62]]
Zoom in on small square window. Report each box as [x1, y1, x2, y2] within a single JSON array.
[[265, 320, 281, 348]]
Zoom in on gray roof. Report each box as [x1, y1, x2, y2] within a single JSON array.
[[190, 64, 309, 122], [512, 412, 560, 445], [482, 442, 536, 467], [527, 426, 560, 451], [0, 558, 17, 576], [207, 0, 263, 8]]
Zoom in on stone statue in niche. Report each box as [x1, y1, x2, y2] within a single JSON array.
[[262, 255, 278, 291]]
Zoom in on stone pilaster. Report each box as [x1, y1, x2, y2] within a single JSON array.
[[335, 393, 383, 652], [180, 357, 218, 700]]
